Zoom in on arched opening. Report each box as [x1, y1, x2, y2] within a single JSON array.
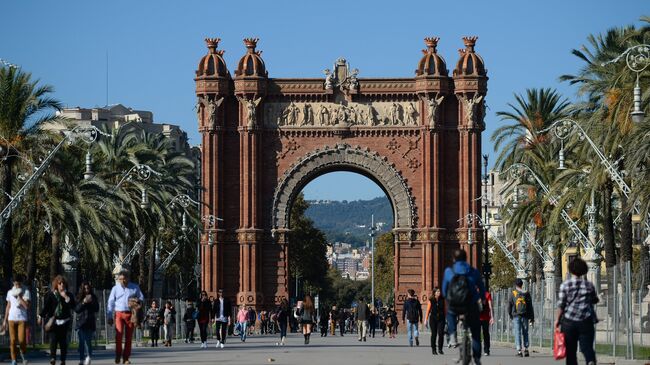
[[286, 169, 396, 322]]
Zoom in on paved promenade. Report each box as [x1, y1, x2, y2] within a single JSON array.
[[18, 332, 564, 365]]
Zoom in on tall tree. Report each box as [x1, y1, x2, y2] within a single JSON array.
[[373, 232, 394, 305], [0, 66, 61, 288]]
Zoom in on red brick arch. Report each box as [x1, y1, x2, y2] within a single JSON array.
[[195, 37, 487, 310]]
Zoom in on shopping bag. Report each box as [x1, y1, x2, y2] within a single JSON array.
[[553, 329, 566, 360]]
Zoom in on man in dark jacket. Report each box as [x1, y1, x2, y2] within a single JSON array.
[[183, 301, 196, 343], [211, 289, 232, 348], [402, 289, 422, 346], [355, 297, 370, 341], [508, 279, 534, 357]]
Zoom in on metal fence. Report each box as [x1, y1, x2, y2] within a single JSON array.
[[491, 262, 650, 360], [0, 289, 207, 348]]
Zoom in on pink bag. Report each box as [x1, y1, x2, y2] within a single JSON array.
[[553, 329, 566, 360]]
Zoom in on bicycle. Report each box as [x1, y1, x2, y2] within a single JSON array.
[[456, 314, 472, 365]]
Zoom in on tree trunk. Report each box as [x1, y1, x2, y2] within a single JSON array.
[[619, 193, 633, 263], [147, 236, 156, 296], [50, 225, 61, 281], [138, 236, 147, 295], [2, 157, 14, 289], [602, 183, 617, 268]]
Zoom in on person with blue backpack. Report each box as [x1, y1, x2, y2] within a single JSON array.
[[442, 249, 486, 365]]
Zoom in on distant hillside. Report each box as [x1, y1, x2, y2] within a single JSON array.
[[305, 197, 392, 247]]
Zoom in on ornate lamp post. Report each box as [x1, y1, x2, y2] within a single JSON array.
[[368, 214, 378, 309], [601, 44, 649, 124], [481, 154, 492, 289], [0, 126, 109, 230]]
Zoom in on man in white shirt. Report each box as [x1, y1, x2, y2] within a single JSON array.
[[2, 274, 30, 365], [107, 270, 144, 365]]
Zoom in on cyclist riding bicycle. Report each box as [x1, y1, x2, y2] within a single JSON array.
[[442, 249, 486, 365]]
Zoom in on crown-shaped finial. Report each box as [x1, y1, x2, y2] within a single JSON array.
[[462, 36, 478, 52], [424, 37, 440, 53], [205, 38, 221, 53], [243, 37, 259, 52]]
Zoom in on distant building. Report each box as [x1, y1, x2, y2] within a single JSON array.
[[51, 104, 192, 154]]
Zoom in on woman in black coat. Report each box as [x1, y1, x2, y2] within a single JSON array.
[[74, 282, 99, 365], [39, 275, 75, 365], [426, 287, 446, 355]]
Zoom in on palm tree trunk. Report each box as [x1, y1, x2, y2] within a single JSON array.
[[147, 237, 156, 296], [619, 193, 633, 263], [2, 157, 14, 289], [602, 183, 618, 320], [50, 225, 61, 280], [138, 237, 147, 294]]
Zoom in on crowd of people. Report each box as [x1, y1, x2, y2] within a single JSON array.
[[1, 251, 601, 365]]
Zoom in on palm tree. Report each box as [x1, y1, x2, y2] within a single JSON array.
[[492, 88, 571, 286], [0, 66, 62, 287], [560, 20, 649, 266]]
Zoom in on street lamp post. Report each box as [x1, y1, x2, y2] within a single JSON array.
[[601, 44, 649, 124], [482, 154, 492, 289], [369, 214, 378, 309]]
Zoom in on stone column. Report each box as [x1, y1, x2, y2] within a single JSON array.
[[586, 194, 602, 293], [517, 236, 529, 290], [544, 241, 556, 301]]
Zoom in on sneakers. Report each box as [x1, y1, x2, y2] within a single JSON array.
[[524, 349, 529, 357], [415, 337, 419, 346], [215, 341, 221, 349], [84, 356, 92, 365], [11, 361, 17, 365], [363, 337, 366, 342], [438, 349, 444, 355], [114, 355, 121, 364], [220, 342, 224, 349], [517, 351, 523, 357], [484, 351, 490, 356]]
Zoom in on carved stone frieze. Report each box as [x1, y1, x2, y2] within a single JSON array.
[[264, 101, 420, 128]]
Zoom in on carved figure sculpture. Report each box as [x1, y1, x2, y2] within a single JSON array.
[[207, 97, 224, 129], [366, 105, 376, 126], [318, 104, 330, 126], [405, 102, 417, 126], [348, 68, 359, 90], [301, 104, 313, 126], [237, 96, 262, 128], [389, 103, 400, 126], [196, 96, 205, 123], [324, 69, 335, 90], [286, 102, 300, 126], [458, 94, 484, 127], [336, 105, 347, 126], [427, 95, 445, 127]]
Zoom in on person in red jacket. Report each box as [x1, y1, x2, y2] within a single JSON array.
[[479, 289, 494, 356]]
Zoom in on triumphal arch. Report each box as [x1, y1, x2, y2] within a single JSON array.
[[195, 36, 488, 308]]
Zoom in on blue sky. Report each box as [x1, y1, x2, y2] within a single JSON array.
[[1, 1, 646, 201]]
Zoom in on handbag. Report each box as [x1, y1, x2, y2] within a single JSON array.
[[553, 329, 566, 360]]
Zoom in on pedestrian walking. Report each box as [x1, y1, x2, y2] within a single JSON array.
[[247, 307, 256, 336], [329, 305, 338, 336], [338, 309, 346, 336], [2, 274, 31, 365], [275, 298, 289, 346], [480, 289, 494, 356], [183, 301, 197, 343], [236, 305, 249, 342], [197, 291, 211, 348], [385, 306, 397, 338], [425, 287, 445, 355], [74, 281, 99, 365], [508, 278, 534, 357], [145, 301, 162, 347], [555, 257, 598, 365], [368, 306, 377, 338], [319, 307, 328, 337], [355, 297, 370, 342], [211, 288, 232, 349], [163, 301, 176, 347], [106, 270, 144, 364], [260, 310, 268, 335], [40, 275, 75, 365], [297, 295, 316, 344], [442, 249, 486, 365], [402, 289, 422, 347]]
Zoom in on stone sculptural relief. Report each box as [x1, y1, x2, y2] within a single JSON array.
[[263, 101, 421, 128]]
